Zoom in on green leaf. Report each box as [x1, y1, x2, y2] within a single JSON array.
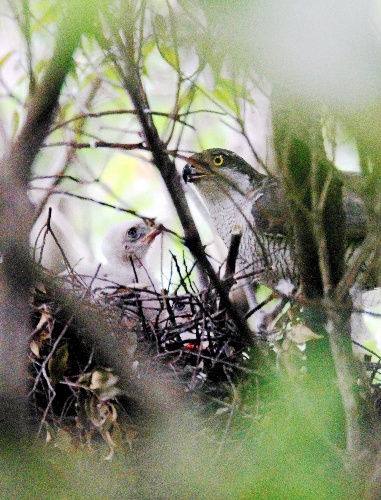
[[0, 51, 13, 69], [211, 86, 238, 112], [34, 58, 47, 77], [212, 77, 255, 111], [178, 86, 197, 111], [141, 39, 156, 61], [158, 44, 179, 70], [141, 39, 156, 77], [102, 66, 120, 83], [219, 77, 255, 102], [12, 111, 19, 139]]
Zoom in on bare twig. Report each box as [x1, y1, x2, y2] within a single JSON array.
[[310, 147, 333, 295], [29, 187, 182, 239], [224, 226, 242, 282], [49, 109, 195, 134], [34, 78, 102, 221], [42, 140, 146, 150], [21, 0, 36, 96]]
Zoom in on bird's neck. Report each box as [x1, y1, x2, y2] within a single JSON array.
[[197, 173, 253, 204], [196, 177, 253, 246]]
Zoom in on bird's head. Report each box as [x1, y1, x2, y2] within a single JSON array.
[[102, 219, 161, 265], [123, 222, 161, 260], [183, 148, 264, 193]]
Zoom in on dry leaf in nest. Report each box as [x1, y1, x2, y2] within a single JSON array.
[[87, 397, 118, 429], [35, 306, 52, 331], [30, 339, 41, 358], [30, 304, 55, 358], [89, 369, 121, 401], [77, 369, 122, 403], [35, 282, 47, 294]]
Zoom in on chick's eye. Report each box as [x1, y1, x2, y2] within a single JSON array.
[[174, 301, 186, 312], [127, 227, 139, 240], [213, 154, 224, 166]]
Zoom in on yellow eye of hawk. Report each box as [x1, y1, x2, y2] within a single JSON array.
[[213, 154, 224, 166]]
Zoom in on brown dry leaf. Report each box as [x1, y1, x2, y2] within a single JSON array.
[[35, 311, 50, 331], [90, 369, 121, 401], [33, 305, 54, 342], [46, 429, 52, 443], [40, 327, 52, 342], [30, 339, 40, 358], [87, 396, 117, 431], [35, 282, 47, 294]]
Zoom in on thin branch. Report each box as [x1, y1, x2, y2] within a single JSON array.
[[42, 140, 146, 150], [223, 226, 242, 282], [34, 77, 102, 222], [30, 186, 182, 239], [310, 147, 333, 295], [21, 0, 36, 96], [49, 109, 195, 134], [335, 234, 379, 301]]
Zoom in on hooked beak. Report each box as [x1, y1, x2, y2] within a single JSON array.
[[182, 163, 209, 183]]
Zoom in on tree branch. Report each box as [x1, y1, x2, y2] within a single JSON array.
[[0, 0, 94, 435], [272, 96, 374, 458]]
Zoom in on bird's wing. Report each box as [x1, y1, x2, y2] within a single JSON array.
[[250, 177, 367, 242], [250, 179, 289, 237]]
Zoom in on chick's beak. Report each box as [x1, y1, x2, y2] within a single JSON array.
[[141, 227, 161, 246]]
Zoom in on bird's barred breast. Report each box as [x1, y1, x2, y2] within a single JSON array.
[[198, 181, 299, 285]]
